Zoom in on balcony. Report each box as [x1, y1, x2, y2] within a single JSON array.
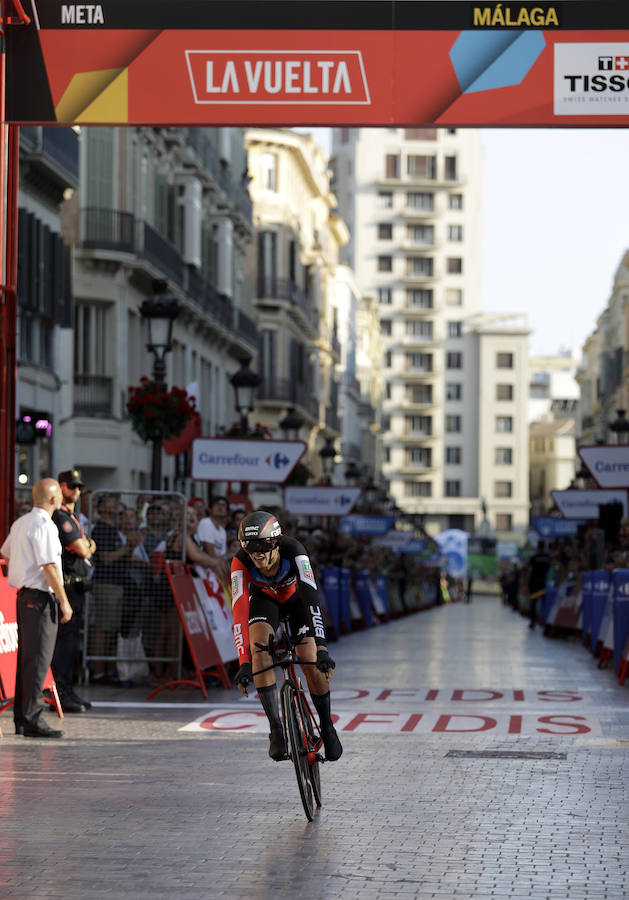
[[141, 222, 185, 287], [258, 377, 318, 420], [342, 441, 362, 461], [326, 407, 341, 433], [73, 374, 114, 418], [359, 400, 376, 424], [256, 276, 318, 332], [342, 372, 361, 396], [81, 208, 135, 254], [20, 126, 79, 190]]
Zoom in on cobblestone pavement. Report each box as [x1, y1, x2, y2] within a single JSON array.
[[1, 596, 628, 899]]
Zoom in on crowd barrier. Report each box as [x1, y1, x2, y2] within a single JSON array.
[[522, 567, 629, 687]]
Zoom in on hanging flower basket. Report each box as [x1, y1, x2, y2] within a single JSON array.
[[126, 377, 199, 443]]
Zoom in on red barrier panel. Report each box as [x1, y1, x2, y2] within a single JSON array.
[[147, 560, 237, 699], [0, 566, 62, 737]]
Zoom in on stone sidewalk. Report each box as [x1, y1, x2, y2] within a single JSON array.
[[1, 596, 628, 898]]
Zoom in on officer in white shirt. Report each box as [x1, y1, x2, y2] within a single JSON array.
[[196, 495, 229, 583], [1, 479, 73, 738]]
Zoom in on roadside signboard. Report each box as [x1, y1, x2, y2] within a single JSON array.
[[531, 517, 586, 538], [284, 486, 361, 517], [551, 489, 628, 519], [578, 445, 629, 488], [191, 438, 305, 483]]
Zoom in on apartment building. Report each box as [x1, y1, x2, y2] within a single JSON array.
[[577, 250, 629, 446], [61, 126, 257, 492], [246, 128, 354, 483], [331, 128, 529, 536]]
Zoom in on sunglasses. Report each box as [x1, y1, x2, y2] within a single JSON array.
[[243, 538, 279, 554]]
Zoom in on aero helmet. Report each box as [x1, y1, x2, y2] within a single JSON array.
[[238, 510, 282, 553]]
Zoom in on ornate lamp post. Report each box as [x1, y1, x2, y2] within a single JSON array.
[[230, 357, 262, 433], [319, 437, 336, 483], [139, 280, 180, 490], [344, 460, 361, 486], [609, 409, 629, 444], [279, 406, 304, 441]]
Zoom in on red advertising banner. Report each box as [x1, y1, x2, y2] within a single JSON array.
[[7, 1, 629, 126]]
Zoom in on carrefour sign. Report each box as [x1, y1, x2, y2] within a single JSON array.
[[578, 445, 629, 488], [191, 438, 305, 483], [284, 486, 361, 516], [550, 488, 628, 519]]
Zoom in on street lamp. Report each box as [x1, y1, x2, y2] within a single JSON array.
[[363, 477, 378, 511], [230, 357, 262, 432], [279, 406, 304, 441], [319, 437, 336, 482], [609, 409, 629, 444], [140, 280, 180, 490], [344, 460, 361, 485]]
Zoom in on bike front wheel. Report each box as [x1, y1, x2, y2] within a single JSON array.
[[281, 681, 316, 821]]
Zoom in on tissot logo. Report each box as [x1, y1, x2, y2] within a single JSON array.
[[185, 51, 371, 105], [554, 43, 629, 115]]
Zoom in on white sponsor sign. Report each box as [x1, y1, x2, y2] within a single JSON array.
[[283, 486, 361, 516], [551, 488, 628, 519], [578, 445, 629, 488], [554, 43, 629, 116], [191, 438, 305, 483]]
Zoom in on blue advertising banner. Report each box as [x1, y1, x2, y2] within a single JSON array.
[[590, 569, 612, 654], [581, 571, 593, 645], [322, 566, 341, 639], [612, 569, 629, 675], [375, 574, 390, 620], [531, 517, 585, 538], [353, 571, 374, 629], [541, 574, 556, 624], [339, 515, 395, 536], [339, 568, 352, 634]]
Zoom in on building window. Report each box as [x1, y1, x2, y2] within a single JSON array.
[[449, 193, 463, 210], [496, 513, 513, 530], [406, 320, 433, 339], [378, 190, 393, 208], [407, 155, 437, 179], [445, 446, 462, 464], [446, 288, 463, 306], [496, 416, 513, 433], [378, 255, 393, 272], [407, 447, 432, 466], [447, 257, 463, 274], [448, 321, 462, 338], [496, 383, 514, 401], [407, 224, 434, 245], [407, 192, 434, 211], [407, 384, 433, 403], [446, 352, 463, 369], [495, 481, 513, 498], [495, 447, 513, 465], [378, 287, 392, 305], [74, 303, 107, 375], [406, 257, 433, 277], [446, 382, 462, 400], [378, 222, 393, 240], [404, 128, 437, 140], [385, 350, 393, 367], [407, 288, 433, 309], [384, 447, 391, 462], [340, 128, 350, 143], [406, 415, 432, 435], [261, 152, 278, 191], [444, 156, 457, 180], [407, 352, 432, 371], [448, 224, 463, 241], [382, 414, 391, 431], [445, 480, 461, 497], [497, 352, 514, 368], [446, 414, 462, 433], [385, 154, 400, 178], [380, 319, 392, 336], [405, 481, 432, 497]]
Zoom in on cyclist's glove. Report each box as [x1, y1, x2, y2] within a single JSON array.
[[234, 661, 253, 693], [316, 649, 336, 675]]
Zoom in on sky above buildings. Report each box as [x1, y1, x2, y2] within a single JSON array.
[[297, 127, 629, 359]]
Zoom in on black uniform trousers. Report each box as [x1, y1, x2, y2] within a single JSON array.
[[14, 589, 58, 728], [51, 585, 84, 688]]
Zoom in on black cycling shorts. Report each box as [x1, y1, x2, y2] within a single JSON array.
[[248, 586, 313, 642]]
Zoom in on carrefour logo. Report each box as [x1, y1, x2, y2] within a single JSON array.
[[593, 581, 610, 592], [616, 580, 629, 598], [267, 452, 290, 470], [555, 43, 629, 115]]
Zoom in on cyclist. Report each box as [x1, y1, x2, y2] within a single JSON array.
[[231, 510, 343, 762]]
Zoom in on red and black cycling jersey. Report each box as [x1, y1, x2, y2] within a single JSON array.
[[231, 535, 324, 662]]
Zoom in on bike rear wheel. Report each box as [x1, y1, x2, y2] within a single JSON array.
[[281, 681, 316, 821]]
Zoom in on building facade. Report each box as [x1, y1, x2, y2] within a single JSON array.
[[331, 127, 529, 536]]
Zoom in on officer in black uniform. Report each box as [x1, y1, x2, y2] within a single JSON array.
[[51, 469, 96, 712]]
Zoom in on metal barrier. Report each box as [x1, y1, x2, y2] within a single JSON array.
[[81, 490, 186, 686]]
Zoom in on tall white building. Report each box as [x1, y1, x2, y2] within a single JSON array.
[[331, 128, 529, 537]]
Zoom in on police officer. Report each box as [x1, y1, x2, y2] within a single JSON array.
[[51, 469, 96, 712]]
